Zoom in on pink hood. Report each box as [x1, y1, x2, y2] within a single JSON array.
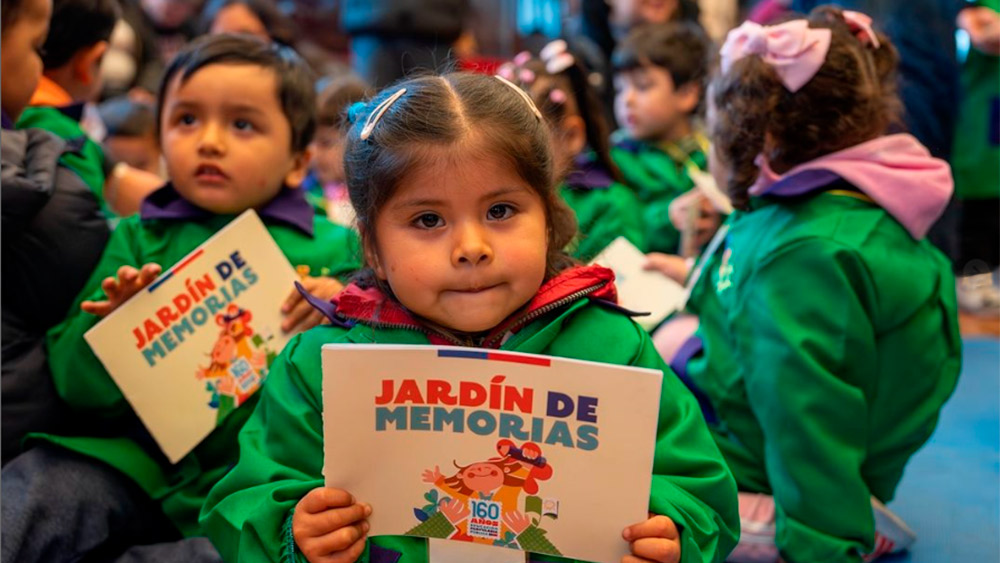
[[750, 134, 953, 239]]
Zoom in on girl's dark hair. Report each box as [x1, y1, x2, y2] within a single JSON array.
[[709, 6, 901, 210], [156, 34, 316, 153], [199, 0, 296, 46], [508, 48, 624, 184], [344, 72, 578, 291]]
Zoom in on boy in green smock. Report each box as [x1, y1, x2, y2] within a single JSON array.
[[610, 22, 716, 254], [3, 35, 360, 562]]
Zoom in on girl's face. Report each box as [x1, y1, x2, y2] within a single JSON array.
[[370, 148, 549, 333], [0, 0, 51, 120]]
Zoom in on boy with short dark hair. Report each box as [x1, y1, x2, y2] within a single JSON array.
[[2, 34, 361, 562], [610, 21, 715, 254]]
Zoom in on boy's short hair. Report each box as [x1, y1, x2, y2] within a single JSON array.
[[316, 76, 370, 129], [99, 96, 155, 137], [156, 34, 317, 153], [612, 22, 713, 90], [41, 0, 121, 69]]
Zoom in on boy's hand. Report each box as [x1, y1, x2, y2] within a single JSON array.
[[643, 253, 691, 285], [622, 515, 681, 563], [282, 276, 344, 333], [293, 487, 371, 563], [81, 264, 162, 317]]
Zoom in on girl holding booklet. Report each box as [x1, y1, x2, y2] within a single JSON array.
[[201, 72, 740, 563]]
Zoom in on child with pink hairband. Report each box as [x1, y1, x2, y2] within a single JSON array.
[[672, 7, 961, 563]]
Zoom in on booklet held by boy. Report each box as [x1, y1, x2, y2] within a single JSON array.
[[322, 345, 664, 563], [85, 210, 298, 463]]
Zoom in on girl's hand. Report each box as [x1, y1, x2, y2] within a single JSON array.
[[293, 487, 371, 563], [421, 466, 442, 484], [622, 515, 681, 563], [669, 190, 721, 250], [81, 263, 162, 317], [282, 276, 344, 333], [643, 253, 691, 285]]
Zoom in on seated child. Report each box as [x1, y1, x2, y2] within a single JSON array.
[[502, 41, 646, 262], [2, 34, 361, 561], [201, 72, 740, 563], [302, 74, 370, 225], [610, 21, 719, 254], [98, 96, 163, 176], [17, 0, 162, 217], [678, 9, 961, 562]]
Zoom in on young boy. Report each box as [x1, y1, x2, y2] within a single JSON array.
[[17, 0, 163, 217], [99, 96, 163, 176], [610, 22, 715, 254], [2, 35, 361, 562]]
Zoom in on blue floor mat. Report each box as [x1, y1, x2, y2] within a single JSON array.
[[883, 337, 999, 563]]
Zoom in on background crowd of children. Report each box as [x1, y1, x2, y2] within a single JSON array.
[[1, 0, 996, 562]]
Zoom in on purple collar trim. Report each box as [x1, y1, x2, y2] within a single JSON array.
[[1, 110, 15, 130], [758, 168, 842, 198], [565, 154, 614, 191], [140, 183, 315, 237]]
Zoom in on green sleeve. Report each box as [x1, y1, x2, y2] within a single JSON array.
[[631, 324, 740, 563], [45, 218, 142, 415], [642, 196, 682, 255], [565, 184, 647, 261], [733, 240, 877, 562], [200, 330, 327, 563]]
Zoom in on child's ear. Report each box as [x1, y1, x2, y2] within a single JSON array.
[[676, 82, 702, 115], [360, 227, 387, 279], [561, 115, 587, 158], [282, 147, 313, 189], [73, 41, 109, 86]]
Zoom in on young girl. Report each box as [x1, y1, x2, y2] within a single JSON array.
[[200, 72, 739, 563], [501, 41, 646, 261], [677, 9, 961, 562]]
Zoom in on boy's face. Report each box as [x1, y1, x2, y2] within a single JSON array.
[[309, 125, 346, 186], [105, 133, 163, 177], [614, 65, 698, 143], [0, 0, 51, 120], [160, 63, 308, 214]]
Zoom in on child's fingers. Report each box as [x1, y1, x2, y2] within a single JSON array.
[[309, 520, 369, 557], [139, 263, 162, 284], [628, 538, 681, 563], [101, 276, 121, 298], [81, 300, 113, 317], [621, 555, 656, 563], [299, 488, 355, 514], [324, 533, 368, 563], [282, 285, 304, 314], [117, 265, 139, 284], [310, 503, 371, 537], [623, 515, 679, 541], [282, 297, 317, 333]]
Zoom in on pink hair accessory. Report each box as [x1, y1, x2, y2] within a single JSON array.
[[513, 51, 532, 66], [549, 89, 567, 104], [497, 63, 516, 81], [720, 20, 832, 92], [842, 10, 881, 49], [519, 68, 536, 84]]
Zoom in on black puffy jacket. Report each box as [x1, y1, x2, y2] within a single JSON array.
[[1, 126, 110, 464]]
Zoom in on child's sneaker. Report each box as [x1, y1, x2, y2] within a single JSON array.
[[865, 497, 917, 560]]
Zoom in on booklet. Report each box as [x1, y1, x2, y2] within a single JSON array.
[[590, 237, 686, 331], [84, 210, 297, 463], [322, 344, 664, 563]]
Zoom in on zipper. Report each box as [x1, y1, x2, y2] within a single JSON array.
[[481, 281, 607, 348]]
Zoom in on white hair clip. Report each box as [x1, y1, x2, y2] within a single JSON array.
[[494, 75, 542, 120], [360, 87, 406, 141]]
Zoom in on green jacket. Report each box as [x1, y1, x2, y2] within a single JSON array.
[[42, 185, 361, 537], [560, 153, 646, 261], [610, 132, 708, 254], [952, 0, 999, 200], [17, 104, 111, 214], [201, 266, 740, 563], [683, 187, 961, 562]]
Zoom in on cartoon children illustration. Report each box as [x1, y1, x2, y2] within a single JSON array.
[[411, 439, 560, 553], [197, 304, 270, 421]]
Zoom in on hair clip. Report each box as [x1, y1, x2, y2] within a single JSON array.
[[494, 75, 543, 120], [540, 39, 575, 74], [549, 88, 567, 104], [497, 62, 516, 81], [519, 68, 536, 84], [513, 50, 532, 66], [360, 88, 406, 141], [347, 101, 367, 124], [842, 10, 881, 49]]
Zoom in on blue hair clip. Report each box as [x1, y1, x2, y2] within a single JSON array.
[[347, 101, 367, 125]]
